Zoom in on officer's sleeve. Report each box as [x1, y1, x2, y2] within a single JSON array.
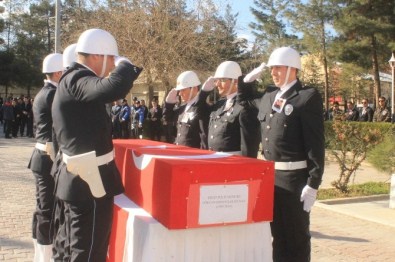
[[72, 62, 142, 103], [239, 105, 261, 158], [301, 89, 325, 189]]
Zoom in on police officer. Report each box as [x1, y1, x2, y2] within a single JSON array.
[[28, 53, 63, 262], [373, 96, 391, 122], [163, 71, 210, 149], [240, 47, 325, 261], [51, 28, 142, 261], [201, 61, 260, 157], [63, 43, 77, 69]]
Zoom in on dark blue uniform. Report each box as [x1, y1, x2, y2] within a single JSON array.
[[28, 81, 57, 245], [238, 79, 325, 262], [163, 91, 210, 149], [205, 79, 260, 158], [51, 61, 142, 261]]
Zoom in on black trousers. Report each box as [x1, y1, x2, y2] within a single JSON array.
[[270, 187, 311, 262], [32, 170, 55, 245], [53, 196, 114, 262]]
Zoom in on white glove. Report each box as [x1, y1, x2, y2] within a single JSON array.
[[165, 88, 178, 104], [300, 185, 317, 212], [243, 62, 267, 83], [115, 56, 132, 66], [201, 76, 216, 92]]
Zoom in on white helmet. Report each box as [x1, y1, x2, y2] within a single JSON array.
[[42, 53, 63, 73], [76, 28, 119, 56], [214, 61, 242, 79], [267, 47, 301, 70], [176, 71, 201, 90], [63, 43, 77, 68]]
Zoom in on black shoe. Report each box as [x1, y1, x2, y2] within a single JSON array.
[[5, 136, 11, 139]]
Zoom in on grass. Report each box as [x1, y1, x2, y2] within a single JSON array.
[[317, 182, 390, 200]]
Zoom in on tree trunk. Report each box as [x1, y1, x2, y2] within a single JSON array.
[[371, 34, 381, 107]]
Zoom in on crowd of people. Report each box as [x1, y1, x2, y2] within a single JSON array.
[[0, 96, 34, 139], [326, 97, 392, 122]]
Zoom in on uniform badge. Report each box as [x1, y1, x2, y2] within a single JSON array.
[[272, 98, 286, 113], [284, 104, 293, 116]]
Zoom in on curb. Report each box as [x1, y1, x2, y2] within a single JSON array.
[[318, 194, 389, 205]]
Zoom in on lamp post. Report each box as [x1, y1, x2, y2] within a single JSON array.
[[389, 52, 395, 123]]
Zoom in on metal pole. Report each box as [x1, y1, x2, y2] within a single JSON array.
[[390, 53, 395, 123], [55, 0, 61, 53]]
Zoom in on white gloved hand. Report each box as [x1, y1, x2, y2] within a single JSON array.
[[201, 76, 216, 92], [243, 62, 267, 83], [115, 56, 132, 66], [300, 185, 318, 212], [165, 88, 178, 104]]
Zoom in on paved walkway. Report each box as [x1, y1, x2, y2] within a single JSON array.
[[0, 137, 395, 261]]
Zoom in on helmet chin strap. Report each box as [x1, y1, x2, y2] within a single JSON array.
[[187, 87, 195, 102], [280, 67, 291, 88], [99, 55, 108, 77], [226, 79, 236, 96]]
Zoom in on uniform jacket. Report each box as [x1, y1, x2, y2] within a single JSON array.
[[238, 79, 325, 193], [204, 79, 260, 158], [163, 90, 210, 149], [28, 81, 57, 173], [52, 62, 142, 201]]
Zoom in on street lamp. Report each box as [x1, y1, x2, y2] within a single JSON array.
[[389, 52, 395, 123]]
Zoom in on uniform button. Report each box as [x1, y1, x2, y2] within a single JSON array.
[[266, 125, 270, 129], [270, 114, 273, 118], [265, 149, 269, 152], [214, 125, 217, 128], [265, 138, 268, 141], [210, 135, 214, 139], [284, 124, 287, 127], [178, 133, 181, 136]]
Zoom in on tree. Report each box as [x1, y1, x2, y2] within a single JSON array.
[[285, 0, 336, 114], [331, 0, 395, 107], [249, 0, 298, 54]]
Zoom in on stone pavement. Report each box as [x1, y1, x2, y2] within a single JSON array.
[[1, 137, 395, 261]]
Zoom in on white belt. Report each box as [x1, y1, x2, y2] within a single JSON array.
[[63, 150, 114, 166], [35, 142, 47, 152], [274, 160, 307, 170]]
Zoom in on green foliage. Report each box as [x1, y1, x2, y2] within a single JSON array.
[[367, 129, 395, 175], [326, 120, 388, 193], [317, 182, 390, 200]]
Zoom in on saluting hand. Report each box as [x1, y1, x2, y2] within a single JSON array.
[[243, 62, 267, 83], [114, 56, 132, 66], [165, 88, 178, 104], [201, 76, 216, 92]]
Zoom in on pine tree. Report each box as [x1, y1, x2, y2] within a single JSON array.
[[331, 0, 395, 107]]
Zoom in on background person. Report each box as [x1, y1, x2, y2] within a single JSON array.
[[373, 96, 391, 122], [345, 101, 359, 121], [358, 98, 373, 122]]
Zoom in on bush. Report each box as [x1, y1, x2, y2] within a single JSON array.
[[324, 120, 393, 193], [367, 130, 395, 174]]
